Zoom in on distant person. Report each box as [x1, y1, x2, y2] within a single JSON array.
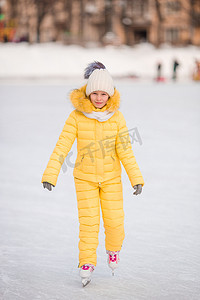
[[193, 59, 200, 81], [3, 34, 8, 43], [172, 59, 180, 81], [41, 61, 144, 287], [155, 62, 165, 82], [20, 34, 29, 42], [157, 62, 162, 79]]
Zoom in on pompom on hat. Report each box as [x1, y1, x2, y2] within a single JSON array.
[[84, 61, 114, 97]]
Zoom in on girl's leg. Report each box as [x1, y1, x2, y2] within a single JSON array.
[[99, 176, 125, 251], [74, 177, 100, 267]]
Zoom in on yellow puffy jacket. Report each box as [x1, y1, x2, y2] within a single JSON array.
[[42, 85, 144, 187]]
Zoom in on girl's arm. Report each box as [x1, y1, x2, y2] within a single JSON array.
[[116, 111, 144, 188], [41, 111, 77, 187]]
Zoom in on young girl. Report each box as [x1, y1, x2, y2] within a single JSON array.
[[42, 62, 144, 286]]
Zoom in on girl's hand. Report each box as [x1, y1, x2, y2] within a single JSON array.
[[133, 184, 142, 195], [43, 182, 54, 191]]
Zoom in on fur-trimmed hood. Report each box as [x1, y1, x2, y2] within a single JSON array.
[[69, 85, 120, 113]]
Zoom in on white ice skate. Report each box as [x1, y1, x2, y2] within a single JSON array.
[[107, 250, 120, 276], [79, 264, 95, 287]]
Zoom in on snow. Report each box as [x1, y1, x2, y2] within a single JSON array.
[[0, 79, 200, 299], [0, 42, 200, 81]]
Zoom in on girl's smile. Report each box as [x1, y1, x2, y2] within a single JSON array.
[[90, 91, 109, 109]]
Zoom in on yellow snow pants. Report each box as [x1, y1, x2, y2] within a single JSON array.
[[74, 175, 125, 268]]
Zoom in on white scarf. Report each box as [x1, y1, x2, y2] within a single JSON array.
[[82, 110, 115, 122]]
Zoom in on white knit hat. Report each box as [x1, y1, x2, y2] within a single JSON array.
[[84, 62, 114, 97]]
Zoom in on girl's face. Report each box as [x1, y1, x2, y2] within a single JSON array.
[[90, 91, 109, 109]]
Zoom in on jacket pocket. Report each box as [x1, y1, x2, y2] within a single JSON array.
[[75, 154, 85, 171], [111, 154, 116, 171], [79, 154, 85, 170], [111, 154, 115, 161]]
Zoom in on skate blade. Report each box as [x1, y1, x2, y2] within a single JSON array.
[[82, 277, 91, 287]]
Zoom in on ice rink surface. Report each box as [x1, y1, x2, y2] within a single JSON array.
[[0, 81, 200, 299]]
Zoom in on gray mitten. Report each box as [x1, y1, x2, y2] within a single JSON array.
[[133, 184, 142, 195], [43, 182, 54, 191]]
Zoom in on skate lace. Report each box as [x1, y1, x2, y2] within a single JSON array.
[[81, 264, 95, 271], [107, 251, 119, 263]]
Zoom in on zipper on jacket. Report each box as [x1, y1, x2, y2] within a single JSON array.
[[81, 154, 85, 162]]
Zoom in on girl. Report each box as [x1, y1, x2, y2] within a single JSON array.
[[42, 62, 144, 286]]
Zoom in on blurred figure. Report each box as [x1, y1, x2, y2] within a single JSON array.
[[172, 59, 180, 81], [155, 61, 165, 82], [157, 62, 162, 79], [193, 59, 200, 81], [3, 34, 8, 43]]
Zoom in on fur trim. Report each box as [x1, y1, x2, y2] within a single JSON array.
[[70, 85, 120, 113], [84, 61, 106, 79]]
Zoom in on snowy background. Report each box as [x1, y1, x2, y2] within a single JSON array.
[[0, 43, 200, 300], [0, 43, 200, 81]]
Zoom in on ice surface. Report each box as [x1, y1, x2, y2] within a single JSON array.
[[0, 81, 200, 299]]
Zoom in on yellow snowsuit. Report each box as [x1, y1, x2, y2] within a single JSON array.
[[42, 85, 144, 267]]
